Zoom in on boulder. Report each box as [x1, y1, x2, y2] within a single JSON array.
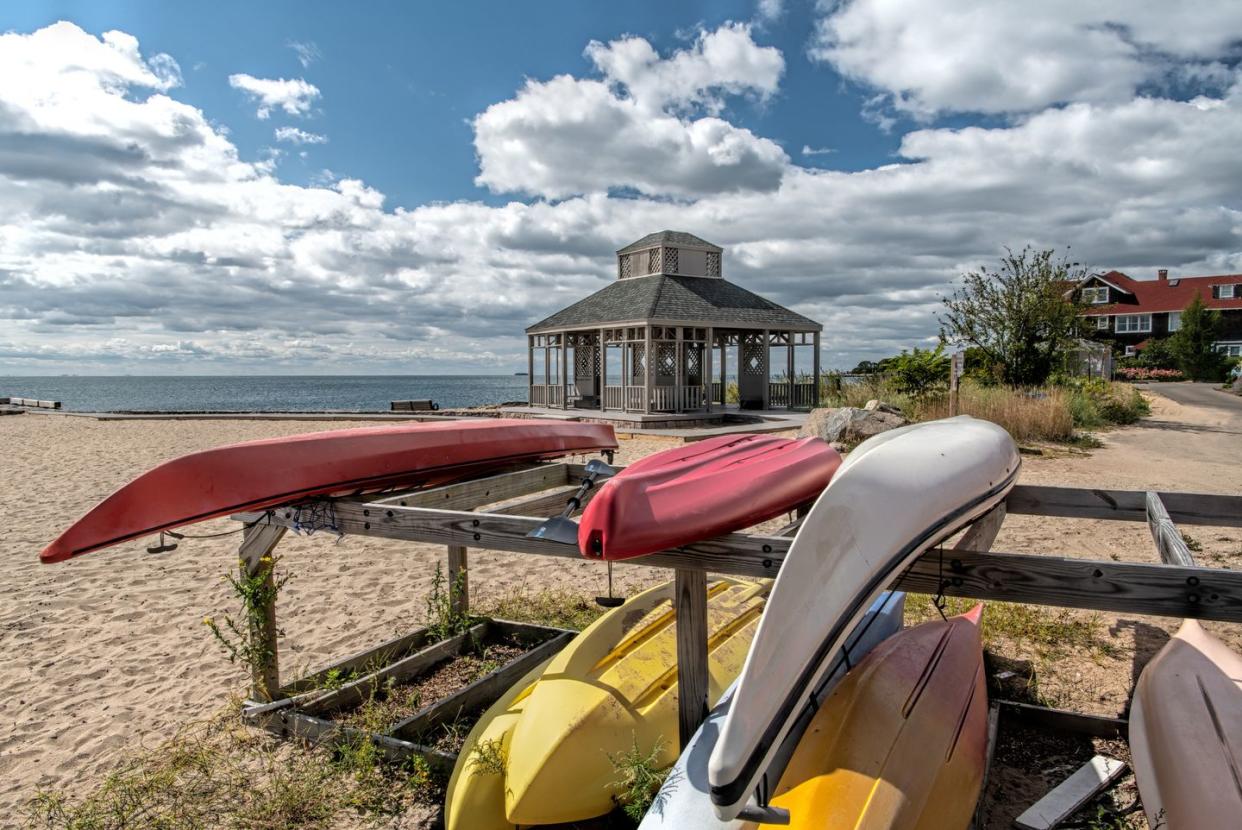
[[799, 404, 909, 447]]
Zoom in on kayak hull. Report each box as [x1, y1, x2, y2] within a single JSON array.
[[1129, 619, 1242, 830], [41, 419, 617, 563], [578, 434, 840, 560], [709, 417, 1019, 818], [766, 606, 988, 830]]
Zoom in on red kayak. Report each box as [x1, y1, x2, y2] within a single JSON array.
[[577, 434, 840, 561], [41, 419, 616, 564]]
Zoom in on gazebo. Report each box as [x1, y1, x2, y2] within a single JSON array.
[[525, 231, 822, 415]]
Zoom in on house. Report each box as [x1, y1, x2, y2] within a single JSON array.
[[1073, 269, 1242, 357]]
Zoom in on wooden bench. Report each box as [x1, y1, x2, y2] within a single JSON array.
[[390, 399, 438, 412], [4, 397, 60, 409]]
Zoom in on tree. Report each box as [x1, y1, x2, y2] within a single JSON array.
[[1169, 294, 1226, 381], [882, 344, 950, 397], [850, 360, 880, 375], [1134, 337, 1177, 369], [939, 247, 1086, 386]]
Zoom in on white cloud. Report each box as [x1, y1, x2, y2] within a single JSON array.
[[811, 0, 1242, 117], [801, 145, 835, 156], [228, 73, 320, 119], [288, 40, 321, 68], [274, 126, 327, 144], [3, 21, 1242, 375], [473, 23, 788, 199], [755, 0, 783, 23]]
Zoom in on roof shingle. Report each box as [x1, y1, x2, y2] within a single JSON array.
[[616, 230, 721, 255], [1080, 270, 1242, 315]]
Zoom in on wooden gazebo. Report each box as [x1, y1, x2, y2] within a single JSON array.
[[525, 232, 822, 415]]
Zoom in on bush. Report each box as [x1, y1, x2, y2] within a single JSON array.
[[1058, 378, 1149, 428], [1114, 367, 1184, 381], [879, 344, 950, 398]]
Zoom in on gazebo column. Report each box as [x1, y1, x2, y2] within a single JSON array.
[[675, 331, 683, 413], [719, 336, 727, 407], [704, 326, 713, 413], [761, 328, 770, 410], [544, 339, 551, 407], [786, 334, 794, 411], [813, 331, 821, 408], [527, 335, 534, 406], [598, 328, 607, 412], [643, 326, 653, 414], [559, 334, 569, 410]]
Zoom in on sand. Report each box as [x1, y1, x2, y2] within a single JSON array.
[[2, 391, 1240, 824]]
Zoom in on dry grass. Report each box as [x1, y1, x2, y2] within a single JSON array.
[[920, 385, 1076, 443]]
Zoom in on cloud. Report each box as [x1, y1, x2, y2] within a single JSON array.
[[274, 126, 327, 144], [288, 40, 321, 68], [3, 20, 1242, 375], [473, 23, 788, 198], [801, 145, 835, 156], [755, 0, 783, 23], [228, 73, 320, 119], [811, 0, 1242, 117]]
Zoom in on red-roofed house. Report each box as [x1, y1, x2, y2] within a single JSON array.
[[1073, 269, 1242, 358]]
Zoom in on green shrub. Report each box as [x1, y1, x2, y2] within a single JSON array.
[[879, 344, 950, 398]]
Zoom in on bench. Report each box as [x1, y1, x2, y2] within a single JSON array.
[[390, 399, 439, 412]]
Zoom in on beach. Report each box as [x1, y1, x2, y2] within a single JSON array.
[[3, 392, 1241, 824]]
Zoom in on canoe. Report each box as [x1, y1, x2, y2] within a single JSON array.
[[764, 606, 988, 829], [40, 419, 617, 563], [709, 416, 1019, 819], [445, 576, 770, 829], [578, 434, 840, 560], [638, 591, 908, 830], [1129, 619, 1242, 829]]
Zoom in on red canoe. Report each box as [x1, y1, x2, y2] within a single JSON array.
[[577, 434, 840, 561], [41, 419, 617, 564]]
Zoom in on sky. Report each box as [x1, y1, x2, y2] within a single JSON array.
[[1, 1, 1241, 375]]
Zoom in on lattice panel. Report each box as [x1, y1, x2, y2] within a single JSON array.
[[648, 248, 660, 273], [706, 251, 721, 277], [574, 345, 599, 377], [663, 247, 679, 274], [619, 254, 631, 279], [656, 343, 676, 377], [684, 345, 702, 381], [630, 344, 646, 382], [742, 337, 766, 376]]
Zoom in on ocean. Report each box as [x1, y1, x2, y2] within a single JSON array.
[[0, 376, 532, 413]]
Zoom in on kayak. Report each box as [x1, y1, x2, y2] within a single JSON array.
[[638, 591, 908, 830], [445, 576, 770, 829], [578, 434, 840, 560], [763, 606, 988, 829], [41, 419, 617, 563], [1129, 619, 1242, 829], [709, 416, 1019, 819]]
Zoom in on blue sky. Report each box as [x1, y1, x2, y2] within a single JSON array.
[[1, 2, 1241, 374]]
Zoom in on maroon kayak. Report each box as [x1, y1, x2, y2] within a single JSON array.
[[42, 419, 616, 563], [577, 434, 840, 561]]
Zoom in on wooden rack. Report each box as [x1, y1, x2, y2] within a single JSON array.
[[232, 458, 1242, 751]]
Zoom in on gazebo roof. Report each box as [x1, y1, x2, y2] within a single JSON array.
[[526, 274, 821, 333], [617, 230, 721, 255]]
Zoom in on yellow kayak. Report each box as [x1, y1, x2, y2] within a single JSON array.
[[445, 577, 769, 829], [763, 605, 988, 830]]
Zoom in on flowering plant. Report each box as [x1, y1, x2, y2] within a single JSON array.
[[1114, 367, 1184, 381]]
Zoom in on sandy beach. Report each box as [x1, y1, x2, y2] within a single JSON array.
[[3, 391, 1241, 825]]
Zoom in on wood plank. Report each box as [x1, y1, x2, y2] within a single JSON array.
[[1008, 484, 1242, 527], [387, 631, 573, 740], [1146, 491, 1195, 567], [370, 463, 571, 509], [675, 568, 709, 748], [897, 548, 1242, 623], [302, 623, 487, 716], [238, 521, 287, 701], [487, 484, 594, 517], [447, 545, 469, 616], [281, 626, 435, 695], [957, 504, 1006, 553], [245, 708, 457, 771], [971, 702, 1002, 830], [999, 700, 1127, 739], [1014, 755, 1126, 830]]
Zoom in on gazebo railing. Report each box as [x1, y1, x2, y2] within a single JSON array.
[[604, 385, 624, 410], [652, 385, 705, 413], [528, 384, 563, 407], [768, 380, 818, 410], [625, 387, 645, 411]]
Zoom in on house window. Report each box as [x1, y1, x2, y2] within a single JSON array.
[[1095, 316, 1109, 330], [1114, 314, 1151, 333], [1167, 311, 1181, 332], [1081, 286, 1109, 304], [1219, 284, 1236, 299], [1124, 345, 1137, 357], [1219, 343, 1242, 357]]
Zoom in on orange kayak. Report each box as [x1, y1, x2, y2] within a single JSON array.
[[41, 419, 616, 563], [764, 605, 989, 829]]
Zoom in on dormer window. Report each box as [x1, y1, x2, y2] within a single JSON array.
[[1081, 286, 1109, 304], [1217, 284, 1236, 299]]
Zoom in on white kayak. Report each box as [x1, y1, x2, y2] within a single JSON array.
[[708, 416, 1020, 819], [639, 591, 907, 830]]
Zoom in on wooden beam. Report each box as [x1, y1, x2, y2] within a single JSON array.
[[370, 463, 569, 509], [675, 568, 709, 749], [998, 700, 1127, 739], [971, 702, 1002, 830], [897, 548, 1242, 622], [1014, 755, 1126, 830], [447, 545, 469, 616], [239, 521, 287, 701], [246, 708, 457, 771], [281, 626, 435, 696], [957, 504, 1006, 553], [1007, 484, 1242, 527], [1146, 490, 1195, 567]]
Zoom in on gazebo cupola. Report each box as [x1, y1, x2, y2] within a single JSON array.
[[526, 231, 822, 416]]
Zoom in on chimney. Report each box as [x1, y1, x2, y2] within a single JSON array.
[[1158, 269, 1168, 281]]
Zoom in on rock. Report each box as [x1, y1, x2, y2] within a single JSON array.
[[829, 441, 848, 454], [863, 399, 904, 415], [799, 405, 909, 447]]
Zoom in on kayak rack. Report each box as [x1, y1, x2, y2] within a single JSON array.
[[231, 459, 1242, 757]]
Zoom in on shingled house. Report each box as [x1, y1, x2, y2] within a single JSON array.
[[1073, 269, 1242, 357], [525, 231, 822, 415]]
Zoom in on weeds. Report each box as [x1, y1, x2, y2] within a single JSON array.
[[424, 562, 478, 642], [203, 554, 291, 698], [477, 586, 607, 631], [1180, 531, 1203, 552], [468, 738, 507, 778], [609, 736, 669, 824]]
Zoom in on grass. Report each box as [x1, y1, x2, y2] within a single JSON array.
[[476, 586, 608, 631], [905, 594, 1112, 660], [608, 737, 669, 823]]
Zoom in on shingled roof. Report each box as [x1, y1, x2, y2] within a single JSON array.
[[616, 230, 721, 255], [526, 274, 820, 333], [1078, 270, 1242, 315]]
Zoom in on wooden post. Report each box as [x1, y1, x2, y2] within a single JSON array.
[[813, 331, 822, 407], [675, 568, 709, 748], [447, 545, 469, 616], [704, 326, 714, 412], [761, 329, 771, 410], [1146, 491, 1195, 567], [786, 335, 794, 409], [598, 328, 607, 412], [527, 335, 534, 406], [239, 521, 287, 701], [675, 332, 683, 413], [720, 337, 727, 407], [644, 325, 653, 414], [559, 334, 569, 410], [950, 350, 964, 417]]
